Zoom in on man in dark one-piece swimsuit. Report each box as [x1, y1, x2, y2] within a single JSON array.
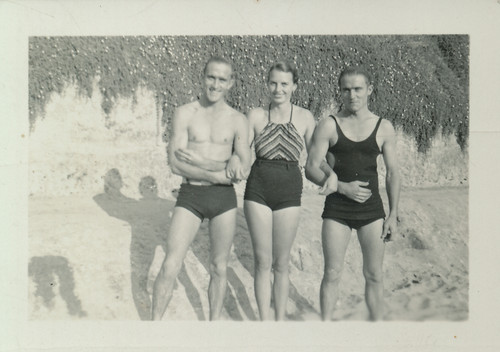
[[306, 67, 401, 321]]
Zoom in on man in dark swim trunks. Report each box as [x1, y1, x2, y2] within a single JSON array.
[[305, 66, 401, 321], [151, 57, 251, 321]]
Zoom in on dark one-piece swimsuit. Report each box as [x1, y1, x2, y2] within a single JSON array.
[[322, 115, 386, 230]]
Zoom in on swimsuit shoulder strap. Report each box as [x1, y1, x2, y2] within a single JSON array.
[[372, 117, 383, 136], [268, 104, 294, 123], [330, 115, 343, 136]]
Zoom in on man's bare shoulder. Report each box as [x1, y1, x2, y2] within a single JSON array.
[[376, 117, 396, 144], [378, 117, 396, 133], [310, 115, 336, 142], [175, 101, 200, 117], [317, 115, 336, 129], [226, 105, 246, 121]]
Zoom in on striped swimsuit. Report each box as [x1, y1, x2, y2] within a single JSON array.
[[244, 105, 304, 210]]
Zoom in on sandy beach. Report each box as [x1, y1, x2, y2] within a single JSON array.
[[28, 185, 468, 321]]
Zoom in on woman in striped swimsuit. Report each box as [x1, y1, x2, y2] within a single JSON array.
[[244, 62, 316, 320]]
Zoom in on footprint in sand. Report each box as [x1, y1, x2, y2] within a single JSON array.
[[403, 229, 429, 250]]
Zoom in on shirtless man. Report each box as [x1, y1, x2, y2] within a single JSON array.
[[305, 67, 400, 321], [151, 57, 250, 321]]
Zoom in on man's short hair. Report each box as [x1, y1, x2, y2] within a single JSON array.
[[203, 56, 234, 77], [268, 61, 299, 84], [338, 66, 372, 88]]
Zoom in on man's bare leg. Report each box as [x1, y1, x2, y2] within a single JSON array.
[[151, 207, 202, 320], [271, 206, 301, 321], [357, 219, 385, 321], [244, 200, 273, 320], [320, 219, 352, 321], [208, 208, 237, 320]]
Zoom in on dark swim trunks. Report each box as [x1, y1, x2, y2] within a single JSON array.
[[327, 217, 384, 231], [175, 183, 237, 220], [244, 158, 302, 211]]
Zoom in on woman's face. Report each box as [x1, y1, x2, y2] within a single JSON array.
[[267, 69, 297, 104]]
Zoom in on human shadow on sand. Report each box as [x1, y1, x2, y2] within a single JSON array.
[[93, 169, 205, 320], [28, 255, 87, 317]]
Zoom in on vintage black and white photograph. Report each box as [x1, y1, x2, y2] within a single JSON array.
[[2, 0, 499, 351], [27, 34, 469, 322]]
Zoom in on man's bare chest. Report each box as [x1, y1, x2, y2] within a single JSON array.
[[188, 116, 235, 145]]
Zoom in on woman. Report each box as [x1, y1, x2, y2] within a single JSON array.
[[244, 61, 317, 320]]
